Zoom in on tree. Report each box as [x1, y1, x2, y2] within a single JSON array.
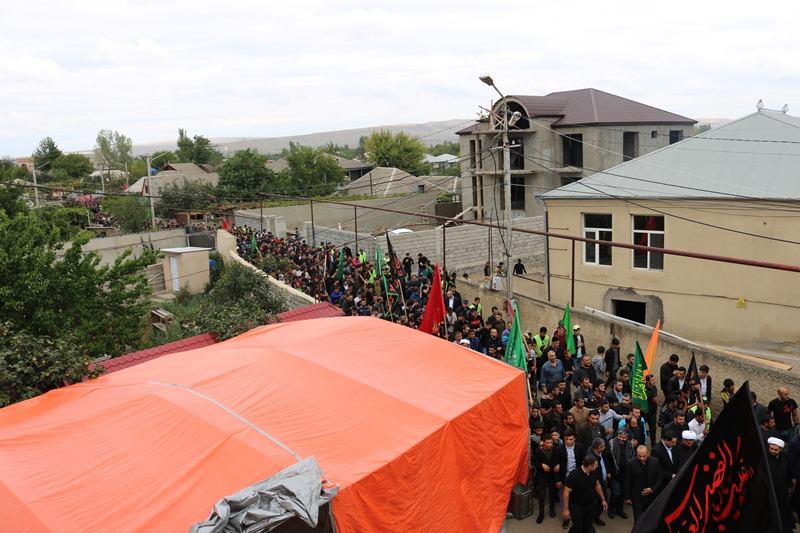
[[364, 130, 430, 176], [156, 180, 217, 219], [280, 144, 346, 196], [50, 154, 94, 183], [146, 150, 178, 173], [217, 148, 277, 199], [32, 137, 63, 172], [0, 211, 157, 360], [176, 129, 222, 166], [94, 129, 133, 173], [192, 262, 286, 340], [102, 195, 150, 232], [428, 140, 460, 157], [693, 124, 712, 136], [0, 322, 104, 407]]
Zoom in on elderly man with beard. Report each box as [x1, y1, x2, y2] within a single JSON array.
[[674, 430, 698, 471], [606, 427, 634, 519], [767, 437, 797, 533]]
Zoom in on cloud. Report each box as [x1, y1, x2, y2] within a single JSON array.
[[90, 38, 172, 67], [0, 55, 62, 84]]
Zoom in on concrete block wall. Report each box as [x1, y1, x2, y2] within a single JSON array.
[[59, 228, 189, 266], [227, 250, 316, 310], [306, 216, 546, 273]]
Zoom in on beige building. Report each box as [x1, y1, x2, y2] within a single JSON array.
[[162, 247, 211, 295], [458, 88, 695, 218], [540, 109, 800, 348]]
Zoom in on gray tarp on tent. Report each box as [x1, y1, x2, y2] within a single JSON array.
[[190, 457, 339, 533]]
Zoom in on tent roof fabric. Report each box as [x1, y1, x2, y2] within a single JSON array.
[[0, 317, 528, 533]]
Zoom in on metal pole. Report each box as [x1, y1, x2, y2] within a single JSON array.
[[310, 199, 316, 247], [354, 205, 358, 254], [32, 167, 40, 207], [259, 195, 263, 232], [571, 239, 576, 306], [148, 175, 156, 229], [442, 223, 447, 270], [503, 101, 513, 299]]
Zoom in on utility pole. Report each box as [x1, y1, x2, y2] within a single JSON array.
[[480, 74, 514, 299]]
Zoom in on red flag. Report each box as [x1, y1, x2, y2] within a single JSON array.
[[123, 183, 128, 190], [419, 262, 446, 337], [222, 218, 230, 230]]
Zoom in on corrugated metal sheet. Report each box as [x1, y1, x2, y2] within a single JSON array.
[[342, 167, 454, 196], [545, 88, 696, 126], [542, 110, 800, 200]]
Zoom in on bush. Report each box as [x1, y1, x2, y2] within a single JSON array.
[[0, 322, 104, 407]]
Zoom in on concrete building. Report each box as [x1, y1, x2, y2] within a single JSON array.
[[126, 163, 219, 201], [540, 109, 800, 349], [458, 88, 696, 218]]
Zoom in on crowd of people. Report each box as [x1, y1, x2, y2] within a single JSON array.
[[528, 331, 799, 532], [232, 227, 798, 533]]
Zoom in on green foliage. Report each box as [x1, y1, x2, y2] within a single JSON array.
[[207, 251, 226, 290], [155, 179, 217, 219], [279, 144, 347, 196], [144, 150, 178, 174], [129, 159, 148, 180], [50, 154, 94, 183], [0, 156, 30, 218], [693, 124, 712, 136], [194, 262, 286, 340], [34, 206, 90, 240], [319, 140, 365, 160], [217, 148, 277, 199], [102, 195, 149, 232], [94, 129, 133, 171], [428, 140, 460, 157], [0, 212, 157, 359], [32, 137, 63, 172], [364, 130, 430, 176], [177, 129, 223, 165], [0, 322, 104, 407]]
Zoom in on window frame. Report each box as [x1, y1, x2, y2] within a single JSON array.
[[582, 214, 613, 266], [631, 215, 665, 270]]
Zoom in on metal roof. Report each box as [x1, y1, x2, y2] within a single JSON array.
[[342, 167, 455, 196], [542, 110, 800, 200]]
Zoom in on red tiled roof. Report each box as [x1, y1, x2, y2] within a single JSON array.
[[276, 301, 345, 322], [95, 332, 218, 374]]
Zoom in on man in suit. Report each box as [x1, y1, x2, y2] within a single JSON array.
[[555, 428, 585, 529], [667, 367, 687, 397], [660, 354, 680, 400], [605, 338, 621, 384], [697, 365, 712, 404], [624, 445, 663, 522], [650, 431, 679, 493]]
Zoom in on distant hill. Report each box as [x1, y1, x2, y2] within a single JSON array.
[[131, 119, 472, 157]]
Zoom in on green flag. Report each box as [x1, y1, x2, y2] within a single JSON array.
[[631, 340, 649, 413], [250, 232, 258, 259], [561, 303, 576, 354], [505, 300, 528, 371], [335, 248, 344, 280]]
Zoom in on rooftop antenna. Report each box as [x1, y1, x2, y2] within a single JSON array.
[[756, 99, 764, 111]]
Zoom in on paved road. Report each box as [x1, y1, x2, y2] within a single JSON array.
[[505, 503, 636, 533]]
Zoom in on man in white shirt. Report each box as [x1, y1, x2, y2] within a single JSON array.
[[688, 409, 709, 443]]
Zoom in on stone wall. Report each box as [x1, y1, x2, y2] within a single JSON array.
[[58, 228, 188, 266]]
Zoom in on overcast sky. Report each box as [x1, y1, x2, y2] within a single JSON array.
[[2, 0, 799, 158]]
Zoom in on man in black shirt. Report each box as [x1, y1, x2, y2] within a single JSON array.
[[563, 455, 608, 533], [768, 387, 799, 442], [624, 445, 662, 522], [660, 354, 680, 400], [513, 258, 527, 275]]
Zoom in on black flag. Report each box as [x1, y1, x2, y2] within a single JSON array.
[[684, 352, 701, 406], [632, 381, 781, 533]]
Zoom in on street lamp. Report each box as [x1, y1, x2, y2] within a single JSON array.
[[479, 73, 513, 299], [30, 163, 50, 207], [144, 152, 171, 229]]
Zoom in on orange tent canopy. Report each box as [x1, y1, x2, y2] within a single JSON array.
[[0, 317, 528, 532]]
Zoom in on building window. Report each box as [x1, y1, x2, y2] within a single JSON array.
[[562, 134, 583, 167], [651, 130, 658, 139], [669, 130, 683, 144], [511, 176, 525, 210], [469, 140, 476, 168], [632, 215, 664, 270], [623, 132, 638, 161], [510, 137, 524, 170], [583, 214, 612, 266]]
